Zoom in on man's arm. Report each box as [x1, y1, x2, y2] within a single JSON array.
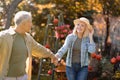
[[0, 32, 3, 46], [29, 35, 55, 59]]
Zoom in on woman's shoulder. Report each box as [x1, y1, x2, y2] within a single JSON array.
[[67, 33, 76, 38], [64, 34, 77, 43]]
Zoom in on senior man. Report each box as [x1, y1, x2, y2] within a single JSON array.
[[0, 11, 56, 80]]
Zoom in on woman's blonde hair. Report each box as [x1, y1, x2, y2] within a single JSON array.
[[73, 17, 93, 38]]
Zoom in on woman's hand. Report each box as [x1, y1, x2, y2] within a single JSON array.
[[89, 28, 94, 38], [89, 29, 94, 43], [51, 54, 60, 66]]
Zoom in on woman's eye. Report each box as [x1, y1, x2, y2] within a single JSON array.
[[81, 24, 85, 27], [77, 24, 80, 26]]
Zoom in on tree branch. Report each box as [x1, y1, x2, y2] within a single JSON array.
[[5, 0, 23, 29]]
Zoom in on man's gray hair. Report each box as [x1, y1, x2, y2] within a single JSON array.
[[14, 11, 32, 25]]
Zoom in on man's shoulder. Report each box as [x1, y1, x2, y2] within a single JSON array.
[[25, 33, 34, 40], [25, 32, 31, 36], [0, 29, 10, 37]]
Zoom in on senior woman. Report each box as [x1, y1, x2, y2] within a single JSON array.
[[0, 11, 56, 80], [55, 17, 96, 80]]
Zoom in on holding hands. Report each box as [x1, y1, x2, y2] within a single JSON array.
[[51, 54, 65, 66], [51, 54, 59, 66]]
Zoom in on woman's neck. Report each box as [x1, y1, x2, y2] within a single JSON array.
[[77, 33, 83, 39]]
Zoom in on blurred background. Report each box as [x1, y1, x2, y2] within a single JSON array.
[[0, 0, 120, 80]]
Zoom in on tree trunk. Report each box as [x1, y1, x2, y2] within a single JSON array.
[[5, 0, 23, 29], [104, 15, 111, 56]]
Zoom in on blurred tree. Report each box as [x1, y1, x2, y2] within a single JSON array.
[[99, 0, 120, 56], [1, 0, 120, 29], [1, 0, 23, 29]]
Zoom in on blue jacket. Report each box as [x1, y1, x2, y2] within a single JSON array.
[[56, 33, 96, 67]]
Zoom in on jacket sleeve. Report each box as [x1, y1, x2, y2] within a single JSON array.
[[0, 78, 3, 80], [55, 35, 71, 59], [29, 35, 55, 59], [0, 33, 3, 46], [87, 38, 96, 53], [0, 37, 2, 46]]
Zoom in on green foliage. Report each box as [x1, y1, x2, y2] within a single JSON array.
[[0, 27, 4, 31], [36, 0, 51, 4], [32, 26, 45, 44], [99, 0, 120, 16], [1, 0, 120, 43]]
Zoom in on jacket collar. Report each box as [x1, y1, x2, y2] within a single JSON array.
[[7, 27, 16, 35], [8, 27, 27, 36], [72, 33, 89, 40]]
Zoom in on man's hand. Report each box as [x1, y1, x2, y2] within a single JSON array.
[[51, 54, 59, 66]]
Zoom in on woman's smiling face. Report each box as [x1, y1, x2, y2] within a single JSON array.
[[75, 22, 86, 34]]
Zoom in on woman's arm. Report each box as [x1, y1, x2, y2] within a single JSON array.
[[88, 29, 96, 53], [55, 34, 71, 60]]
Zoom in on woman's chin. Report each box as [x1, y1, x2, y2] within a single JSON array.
[[77, 31, 83, 33]]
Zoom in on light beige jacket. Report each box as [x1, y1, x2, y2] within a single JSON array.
[[0, 28, 55, 80]]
